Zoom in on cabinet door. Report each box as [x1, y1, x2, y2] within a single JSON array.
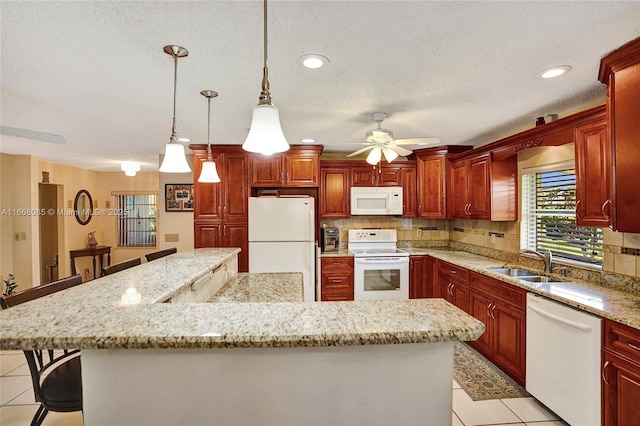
[[417, 154, 447, 218], [451, 282, 469, 313], [448, 159, 469, 218], [401, 166, 417, 217], [377, 166, 402, 186], [193, 152, 223, 220], [492, 302, 526, 386], [351, 166, 376, 186], [468, 155, 491, 220], [319, 168, 350, 218], [223, 153, 250, 221], [409, 256, 427, 299], [468, 289, 492, 356], [251, 155, 283, 187], [320, 271, 354, 301], [194, 222, 222, 248], [602, 351, 640, 426], [575, 118, 611, 227], [285, 153, 318, 187], [222, 222, 248, 272]]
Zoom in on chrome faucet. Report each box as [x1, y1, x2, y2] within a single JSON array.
[[519, 249, 553, 273]]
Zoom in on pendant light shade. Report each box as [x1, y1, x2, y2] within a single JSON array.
[[197, 90, 221, 183], [242, 0, 289, 156], [159, 45, 192, 173]]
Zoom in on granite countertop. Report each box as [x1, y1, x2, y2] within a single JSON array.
[[0, 248, 484, 350], [209, 272, 304, 303], [407, 248, 640, 331]]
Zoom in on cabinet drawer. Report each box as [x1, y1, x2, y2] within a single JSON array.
[[604, 319, 640, 363], [322, 273, 352, 290], [470, 272, 526, 309], [438, 261, 469, 284], [321, 257, 354, 271]]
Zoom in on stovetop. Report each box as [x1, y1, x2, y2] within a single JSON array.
[[349, 248, 409, 257], [347, 229, 408, 257]]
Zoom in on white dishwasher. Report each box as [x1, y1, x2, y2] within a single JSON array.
[[526, 293, 601, 426]]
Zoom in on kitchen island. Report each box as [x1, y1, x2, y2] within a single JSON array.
[[0, 248, 484, 426]]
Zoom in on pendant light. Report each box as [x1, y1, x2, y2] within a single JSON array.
[[159, 45, 191, 173], [197, 90, 221, 183], [242, 0, 289, 156]]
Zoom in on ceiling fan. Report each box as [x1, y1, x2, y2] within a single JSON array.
[[346, 112, 440, 165], [0, 126, 67, 145]]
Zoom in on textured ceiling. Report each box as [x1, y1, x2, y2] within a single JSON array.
[[1, 1, 639, 172]]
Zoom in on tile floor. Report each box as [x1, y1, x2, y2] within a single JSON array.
[[1, 349, 567, 426]]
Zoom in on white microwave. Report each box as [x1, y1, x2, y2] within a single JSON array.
[[350, 186, 403, 215]]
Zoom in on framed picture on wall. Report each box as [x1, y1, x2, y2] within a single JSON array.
[[165, 184, 194, 212]]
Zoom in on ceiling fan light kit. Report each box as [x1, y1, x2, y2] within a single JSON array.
[[242, 0, 290, 156], [159, 45, 192, 173], [197, 90, 221, 183]]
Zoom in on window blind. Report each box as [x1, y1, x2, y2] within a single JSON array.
[[115, 194, 157, 247], [522, 167, 602, 265]]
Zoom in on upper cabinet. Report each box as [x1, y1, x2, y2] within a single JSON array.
[[599, 37, 640, 233], [414, 146, 472, 219], [251, 146, 323, 187], [574, 109, 611, 227], [448, 153, 517, 221], [319, 166, 350, 218]]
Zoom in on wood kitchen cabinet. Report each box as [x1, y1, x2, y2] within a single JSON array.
[[414, 146, 472, 219], [448, 152, 517, 221], [436, 260, 469, 313], [320, 256, 354, 301], [598, 37, 640, 233], [409, 255, 436, 299], [468, 272, 526, 386], [251, 146, 323, 187], [575, 111, 611, 227], [602, 319, 640, 426], [319, 166, 350, 218], [190, 145, 250, 272]]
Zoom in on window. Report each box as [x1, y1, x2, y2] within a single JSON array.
[[521, 162, 602, 265], [114, 194, 157, 247]]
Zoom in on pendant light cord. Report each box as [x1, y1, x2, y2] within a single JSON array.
[[258, 0, 272, 105], [171, 53, 179, 140], [206, 96, 212, 160]]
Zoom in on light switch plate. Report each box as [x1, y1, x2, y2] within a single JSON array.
[[165, 233, 179, 242]]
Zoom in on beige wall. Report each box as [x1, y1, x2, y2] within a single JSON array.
[[157, 153, 194, 252]]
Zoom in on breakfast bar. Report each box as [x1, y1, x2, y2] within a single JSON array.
[[0, 248, 484, 426]]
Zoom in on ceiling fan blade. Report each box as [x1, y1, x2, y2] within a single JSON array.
[[388, 145, 413, 156], [0, 126, 67, 144], [346, 145, 375, 157], [393, 137, 441, 145]]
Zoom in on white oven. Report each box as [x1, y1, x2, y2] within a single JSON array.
[[349, 229, 409, 300]]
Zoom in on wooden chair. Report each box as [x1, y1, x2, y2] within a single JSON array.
[[0, 274, 84, 426], [145, 247, 177, 262], [102, 257, 142, 275]]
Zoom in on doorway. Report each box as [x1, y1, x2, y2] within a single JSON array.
[[39, 183, 64, 283]]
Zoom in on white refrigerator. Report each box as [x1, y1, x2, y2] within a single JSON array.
[[248, 197, 316, 302]]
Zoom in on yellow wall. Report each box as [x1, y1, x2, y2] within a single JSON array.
[[157, 153, 195, 252]]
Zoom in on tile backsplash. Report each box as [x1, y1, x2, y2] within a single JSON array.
[[320, 216, 640, 284]]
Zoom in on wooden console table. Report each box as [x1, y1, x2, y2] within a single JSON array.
[[70, 246, 111, 279]]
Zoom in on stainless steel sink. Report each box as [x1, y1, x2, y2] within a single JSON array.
[[518, 276, 564, 283], [488, 267, 536, 277]]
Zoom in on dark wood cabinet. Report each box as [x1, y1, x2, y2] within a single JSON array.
[[602, 318, 640, 426], [190, 145, 250, 272], [599, 37, 640, 233], [251, 146, 322, 187], [468, 272, 526, 386], [437, 260, 469, 313], [401, 166, 417, 218], [575, 112, 611, 227], [350, 164, 401, 187], [320, 256, 354, 301], [319, 167, 350, 218], [448, 153, 517, 221], [415, 146, 472, 219], [409, 255, 436, 299]]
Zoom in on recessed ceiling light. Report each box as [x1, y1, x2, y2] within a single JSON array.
[[297, 54, 330, 69], [301, 138, 315, 143], [537, 66, 572, 79]]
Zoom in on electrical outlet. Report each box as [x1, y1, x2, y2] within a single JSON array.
[[416, 228, 422, 237], [67, 200, 72, 209], [14, 233, 20, 242], [491, 234, 496, 244], [165, 233, 179, 242], [105, 200, 111, 208], [20, 232, 26, 241]]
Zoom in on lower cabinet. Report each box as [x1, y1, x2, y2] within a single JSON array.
[[409, 255, 436, 299], [602, 319, 640, 426], [437, 261, 469, 313], [468, 272, 526, 386], [320, 257, 354, 301], [194, 221, 248, 272]]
